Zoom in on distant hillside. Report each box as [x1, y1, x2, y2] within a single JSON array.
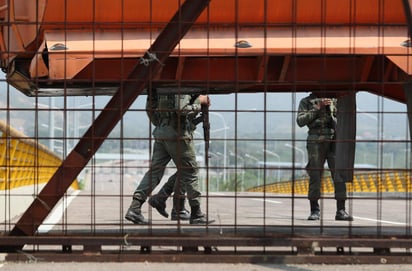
[[0, 78, 407, 143]]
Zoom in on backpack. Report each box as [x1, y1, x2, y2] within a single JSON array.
[[146, 90, 177, 126]]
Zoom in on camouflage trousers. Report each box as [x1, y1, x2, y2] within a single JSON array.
[[305, 134, 347, 201], [132, 137, 201, 208]]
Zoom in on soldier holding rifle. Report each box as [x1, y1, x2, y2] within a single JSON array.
[[297, 92, 353, 221]]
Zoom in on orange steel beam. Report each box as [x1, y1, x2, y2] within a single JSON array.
[[25, 24, 411, 102], [1, 0, 410, 103], [38, 0, 406, 27], [402, 0, 412, 38], [7, 0, 211, 243]]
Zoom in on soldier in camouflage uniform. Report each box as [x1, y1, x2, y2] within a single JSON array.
[[296, 93, 353, 221], [147, 94, 206, 221], [125, 93, 214, 225]]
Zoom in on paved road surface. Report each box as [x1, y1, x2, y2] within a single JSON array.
[[2, 166, 412, 269], [1, 262, 411, 271], [38, 169, 411, 234]]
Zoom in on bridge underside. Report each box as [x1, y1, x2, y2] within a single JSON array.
[[2, 0, 411, 103], [30, 54, 409, 103], [12, 25, 412, 103]]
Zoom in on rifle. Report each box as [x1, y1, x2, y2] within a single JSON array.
[[201, 102, 210, 168], [189, 94, 210, 167]]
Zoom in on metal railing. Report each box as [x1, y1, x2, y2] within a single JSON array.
[[250, 171, 412, 194], [0, 120, 78, 191]]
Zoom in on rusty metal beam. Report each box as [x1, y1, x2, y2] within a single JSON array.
[[360, 56, 374, 82], [3, 235, 412, 248], [278, 55, 291, 82], [5, 253, 412, 265], [256, 55, 268, 82], [3, 234, 412, 264], [175, 57, 186, 81], [7, 0, 211, 243], [402, 0, 412, 39], [384, 60, 395, 82]]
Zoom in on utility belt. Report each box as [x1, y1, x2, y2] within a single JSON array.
[[308, 128, 335, 135]]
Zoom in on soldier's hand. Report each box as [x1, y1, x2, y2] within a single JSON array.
[[199, 95, 210, 107], [314, 98, 331, 110], [322, 98, 332, 106]]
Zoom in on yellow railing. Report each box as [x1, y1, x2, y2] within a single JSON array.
[[0, 120, 78, 190], [249, 171, 412, 194]]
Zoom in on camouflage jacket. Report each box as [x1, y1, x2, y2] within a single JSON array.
[[149, 94, 202, 139], [296, 93, 337, 136]]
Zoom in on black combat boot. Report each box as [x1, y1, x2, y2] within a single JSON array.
[[335, 200, 353, 221], [190, 206, 215, 225], [125, 198, 148, 224], [148, 188, 169, 218], [171, 197, 190, 221], [171, 208, 190, 220], [308, 200, 320, 220]]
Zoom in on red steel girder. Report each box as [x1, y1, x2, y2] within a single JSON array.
[[2, 233, 412, 264], [6, 0, 211, 243], [403, 0, 412, 39]]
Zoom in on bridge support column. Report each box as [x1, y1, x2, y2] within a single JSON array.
[[404, 82, 412, 169], [335, 92, 357, 183]]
